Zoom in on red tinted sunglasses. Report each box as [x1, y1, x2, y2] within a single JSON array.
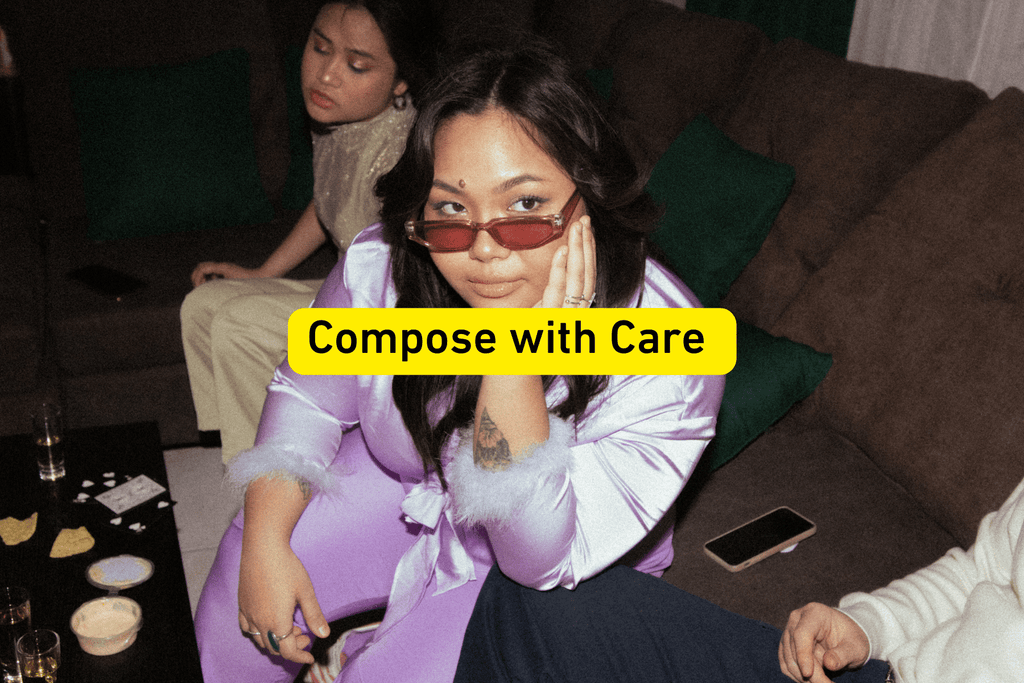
[[405, 191, 582, 253]]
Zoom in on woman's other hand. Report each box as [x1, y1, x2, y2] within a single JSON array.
[[236, 477, 330, 664], [237, 538, 330, 665], [191, 261, 265, 288], [538, 216, 596, 309]]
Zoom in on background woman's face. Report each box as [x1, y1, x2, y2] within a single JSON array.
[[301, 3, 407, 125], [427, 107, 582, 308]]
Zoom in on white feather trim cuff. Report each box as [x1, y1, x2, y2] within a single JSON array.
[[225, 442, 342, 498], [447, 414, 575, 526]]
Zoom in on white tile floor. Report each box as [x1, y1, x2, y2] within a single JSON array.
[[163, 446, 241, 616]]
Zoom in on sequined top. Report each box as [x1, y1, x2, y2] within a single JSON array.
[[312, 104, 416, 251]]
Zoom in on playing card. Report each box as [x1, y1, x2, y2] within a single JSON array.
[[93, 475, 167, 514]]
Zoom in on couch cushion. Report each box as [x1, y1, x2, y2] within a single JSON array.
[[46, 212, 332, 376], [772, 89, 1024, 546], [594, 6, 771, 169], [668, 420, 957, 627], [70, 48, 274, 240], [720, 38, 988, 330]]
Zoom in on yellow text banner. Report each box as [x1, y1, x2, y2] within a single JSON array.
[[289, 308, 736, 375]]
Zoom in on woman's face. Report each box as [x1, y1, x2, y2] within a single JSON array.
[[427, 107, 584, 309], [301, 3, 408, 125]]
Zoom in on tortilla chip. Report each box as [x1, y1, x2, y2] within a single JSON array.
[[50, 526, 95, 558], [0, 512, 38, 546]]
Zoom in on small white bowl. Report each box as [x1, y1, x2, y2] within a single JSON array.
[[70, 596, 143, 656]]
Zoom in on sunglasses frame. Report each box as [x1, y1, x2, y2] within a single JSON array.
[[405, 190, 582, 253]]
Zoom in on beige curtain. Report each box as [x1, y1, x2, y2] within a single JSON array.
[[848, 0, 1024, 97]]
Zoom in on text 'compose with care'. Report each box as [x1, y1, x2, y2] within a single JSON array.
[[288, 308, 736, 375]]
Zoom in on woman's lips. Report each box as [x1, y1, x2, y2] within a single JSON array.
[[469, 279, 522, 298], [309, 89, 335, 110]]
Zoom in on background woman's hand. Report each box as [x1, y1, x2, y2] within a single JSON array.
[[538, 216, 596, 309], [237, 538, 330, 665], [191, 261, 265, 288]]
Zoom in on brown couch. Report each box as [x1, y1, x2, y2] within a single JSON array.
[[4, 0, 1024, 630], [539, 0, 1024, 625]]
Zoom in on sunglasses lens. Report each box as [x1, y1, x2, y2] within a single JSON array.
[[422, 225, 476, 251], [493, 221, 556, 249]]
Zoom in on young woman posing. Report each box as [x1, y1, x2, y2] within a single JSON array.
[[193, 40, 724, 683], [180, 0, 437, 463]]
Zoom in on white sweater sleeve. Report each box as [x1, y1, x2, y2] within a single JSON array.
[[839, 478, 1024, 663]]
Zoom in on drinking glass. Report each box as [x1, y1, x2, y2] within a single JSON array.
[[0, 587, 31, 683], [31, 403, 65, 481], [15, 630, 58, 683]]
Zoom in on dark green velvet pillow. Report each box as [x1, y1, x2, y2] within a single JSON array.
[[648, 114, 795, 307], [703, 321, 832, 470], [280, 44, 314, 211], [70, 48, 274, 240], [640, 116, 828, 469]]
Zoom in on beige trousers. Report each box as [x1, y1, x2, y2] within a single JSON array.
[[180, 278, 323, 463]]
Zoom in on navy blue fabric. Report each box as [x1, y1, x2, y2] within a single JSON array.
[[455, 564, 889, 683]]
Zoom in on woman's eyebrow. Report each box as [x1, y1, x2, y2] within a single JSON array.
[[346, 47, 378, 61], [312, 28, 332, 45], [495, 175, 547, 193], [432, 180, 463, 195]]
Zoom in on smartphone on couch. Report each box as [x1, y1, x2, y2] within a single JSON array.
[[703, 506, 816, 572]]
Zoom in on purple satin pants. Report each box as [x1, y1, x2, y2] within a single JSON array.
[[193, 428, 486, 682]]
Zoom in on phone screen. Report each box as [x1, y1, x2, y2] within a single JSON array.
[[704, 507, 814, 567]]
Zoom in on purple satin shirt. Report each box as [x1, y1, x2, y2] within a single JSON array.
[[226, 223, 725, 638]]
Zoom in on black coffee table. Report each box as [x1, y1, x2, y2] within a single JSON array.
[[0, 421, 202, 682]]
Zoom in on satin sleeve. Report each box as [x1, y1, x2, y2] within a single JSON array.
[[225, 227, 393, 496], [446, 372, 723, 590]]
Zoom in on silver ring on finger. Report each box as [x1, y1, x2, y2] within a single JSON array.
[[267, 629, 291, 652], [243, 629, 261, 638], [565, 294, 586, 307]]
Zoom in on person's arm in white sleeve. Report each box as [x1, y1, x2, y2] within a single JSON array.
[[838, 477, 1024, 662]]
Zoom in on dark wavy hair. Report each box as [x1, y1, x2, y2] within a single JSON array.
[[375, 38, 661, 483], [330, 0, 439, 103]]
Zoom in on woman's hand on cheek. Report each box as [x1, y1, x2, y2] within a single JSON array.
[[537, 217, 596, 309]]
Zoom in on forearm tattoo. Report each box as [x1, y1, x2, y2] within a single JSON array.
[[475, 408, 513, 471], [297, 478, 313, 501]]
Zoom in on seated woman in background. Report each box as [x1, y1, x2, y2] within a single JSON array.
[[180, 0, 437, 463], [193, 38, 724, 683]]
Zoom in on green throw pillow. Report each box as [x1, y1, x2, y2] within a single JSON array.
[[70, 48, 274, 240], [280, 44, 315, 210], [648, 114, 795, 307], [704, 321, 832, 470], [641, 115, 826, 469]]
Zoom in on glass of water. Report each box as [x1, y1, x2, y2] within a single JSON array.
[[31, 403, 65, 481], [16, 630, 59, 683], [0, 587, 31, 683]]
